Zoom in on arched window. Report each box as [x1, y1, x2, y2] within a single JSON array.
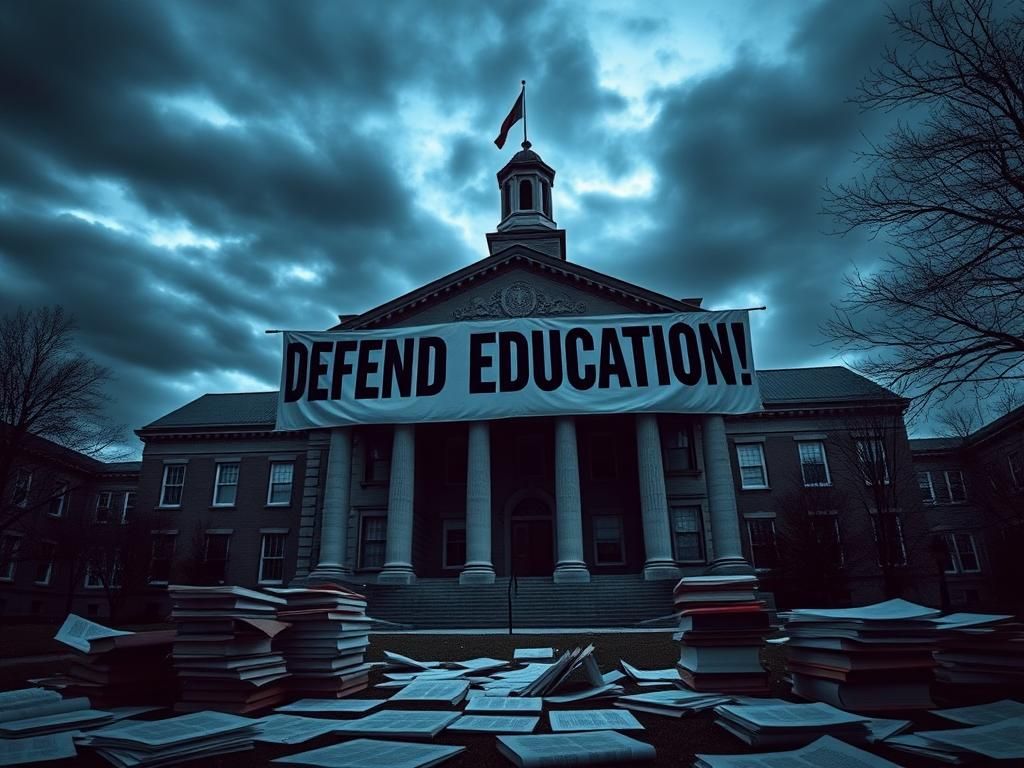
[[502, 181, 511, 217], [519, 179, 533, 210], [542, 182, 551, 217]]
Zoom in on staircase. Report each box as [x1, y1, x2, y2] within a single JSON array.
[[361, 574, 676, 629]]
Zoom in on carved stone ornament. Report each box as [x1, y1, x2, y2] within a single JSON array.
[[453, 281, 587, 320]]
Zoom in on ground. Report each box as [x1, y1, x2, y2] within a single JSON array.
[[0, 627, 961, 767]]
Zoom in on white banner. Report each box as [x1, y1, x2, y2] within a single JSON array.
[[275, 310, 762, 430]]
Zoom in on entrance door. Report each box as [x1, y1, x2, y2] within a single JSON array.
[[510, 518, 554, 576]]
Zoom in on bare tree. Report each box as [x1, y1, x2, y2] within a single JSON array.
[[824, 0, 1024, 417], [0, 306, 123, 531]]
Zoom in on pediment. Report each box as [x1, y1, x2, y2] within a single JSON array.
[[337, 245, 700, 330]]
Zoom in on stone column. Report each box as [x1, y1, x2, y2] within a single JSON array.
[[701, 415, 754, 574], [309, 427, 353, 578], [379, 424, 417, 584], [635, 414, 681, 581], [460, 421, 495, 584], [553, 416, 590, 583]]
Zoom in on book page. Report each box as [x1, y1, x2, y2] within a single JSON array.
[[787, 599, 939, 621], [54, 614, 132, 653], [275, 699, 383, 714], [332, 711, 460, 736], [498, 731, 655, 765], [917, 716, 1024, 759], [254, 714, 347, 744], [466, 697, 543, 713], [621, 661, 681, 682], [696, 735, 903, 768], [447, 715, 538, 733], [389, 681, 468, 703], [715, 702, 867, 728], [273, 738, 465, 768], [0, 732, 76, 766], [548, 709, 644, 732], [383, 651, 440, 670], [932, 699, 1024, 726], [88, 711, 254, 747], [514, 648, 554, 661], [544, 682, 622, 704]]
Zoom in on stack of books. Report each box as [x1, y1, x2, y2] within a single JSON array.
[[168, 585, 291, 713], [932, 612, 1024, 694], [780, 598, 940, 711], [887, 716, 1024, 763], [673, 575, 771, 694], [712, 701, 871, 747], [79, 710, 258, 766], [50, 614, 176, 708], [269, 584, 374, 698]]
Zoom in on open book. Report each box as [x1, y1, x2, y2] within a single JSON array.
[[496, 731, 655, 768]]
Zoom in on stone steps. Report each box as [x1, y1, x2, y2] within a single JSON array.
[[362, 575, 676, 629]]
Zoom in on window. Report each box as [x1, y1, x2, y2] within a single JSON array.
[[266, 462, 294, 505], [94, 491, 113, 523], [920, 471, 967, 504], [542, 182, 551, 217], [870, 515, 907, 566], [593, 515, 625, 565], [364, 435, 390, 483], [48, 483, 68, 517], [442, 521, 466, 569], [358, 515, 387, 569], [0, 534, 22, 581], [34, 542, 56, 585], [12, 469, 32, 507], [1009, 450, 1024, 488], [589, 433, 617, 480], [746, 518, 778, 569], [944, 533, 981, 574], [856, 439, 890, 484], [121, 492, 136, 524], [502, 180, 511, 218], [797, 441, 831, 486], [672, 506, 705, 562], [160, 464, 186, 507], [445, 437, 468, 485], [736, 443, 768, 489], [810, 514, 844, 566], [212, 463, 239, 506], [148, 533, 176, 584], [204, 533, 231, 584], [258, 533, 287, 584], [519, 178, 533, 210], [86, 550, 122, 589], [664, 425, 695, 472]]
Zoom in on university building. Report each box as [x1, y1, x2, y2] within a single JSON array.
[[5, 146, 1017, 625]]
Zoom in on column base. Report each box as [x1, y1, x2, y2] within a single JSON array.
[[642, 560, 681, 581], [553, 562, 590, 583], [377, 563, 416, 585], [708, 557, 755, 575], [304, 565, 353, 583], [459, 563, 496, 585]]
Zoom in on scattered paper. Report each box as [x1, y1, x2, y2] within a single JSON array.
[[931, 699, 1024, 726], [465, 697, 544, 713], [273, 738, 465, 768], [514, 648, 554, 661], [497, 731, 656, 766], [389, 681, 469, 705], [621, 661, 680, 682], [548, 709, 644, 732], [54, 614, 133, 653], [916, 716, 1024, 759], [87, 710, 254, 747], [275, 699, 384, 715], [447, 715, 538, 733], [0, 732, 77, 767], [331, 711, 461, 738], [694, 735, 903, 768], [254, 714, 349, 744]]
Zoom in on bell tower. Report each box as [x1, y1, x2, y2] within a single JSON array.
[[487, 141, 567, 260]]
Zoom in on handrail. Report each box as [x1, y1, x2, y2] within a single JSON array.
[[507, 566, 518, 635]]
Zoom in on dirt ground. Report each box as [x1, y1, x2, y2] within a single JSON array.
[[0, 630, 966, 767]]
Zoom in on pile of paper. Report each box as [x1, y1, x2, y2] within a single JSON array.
[[273, 739, 466, 768], [780, 598, 940, 710], [712, 701, 871, 747], [169, 585, 291, 713], [694, 734, 903, 768], [78, 710, 258, 766], [0, 688, 114, 741], [673, 575, 771, 694], [887, 716, 1024, 763], [270, 584, 374, 698], [615, 689, 731, 717], [49, 614, 176, 708], [932, 612, 1024, 691]]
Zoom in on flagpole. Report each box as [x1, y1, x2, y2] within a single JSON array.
[[521, 80, 528, 148]]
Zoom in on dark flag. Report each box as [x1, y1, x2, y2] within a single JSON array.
[[494, 87, 524, 149]]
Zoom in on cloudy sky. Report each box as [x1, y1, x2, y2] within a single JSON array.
[[1, 0, 921, 458]]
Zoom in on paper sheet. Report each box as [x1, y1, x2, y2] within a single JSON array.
[[388, 681, 469, 703], [88, 710, 255, 747], [54, 614, 134, 653], [332, 711, 461, 737], [621, 660, 681, 682], [275, 699, 384, 714], [931, 699, 1024, 726], [695, 735, 903, 768], [514, 648, 554, 661], [0, 732, 76, 767], [548, 709, 644, 732], [447, 715, 538, 733], [917, 716, 1024, 759], [465, 697, 544, 713], [254, 714, 346, 744], [273, 738, 465, 768]]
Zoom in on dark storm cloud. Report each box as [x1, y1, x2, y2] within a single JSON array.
[[0, 0, 921, 455]]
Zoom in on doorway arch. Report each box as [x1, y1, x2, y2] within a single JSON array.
[[503, 489, 556, 577]]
